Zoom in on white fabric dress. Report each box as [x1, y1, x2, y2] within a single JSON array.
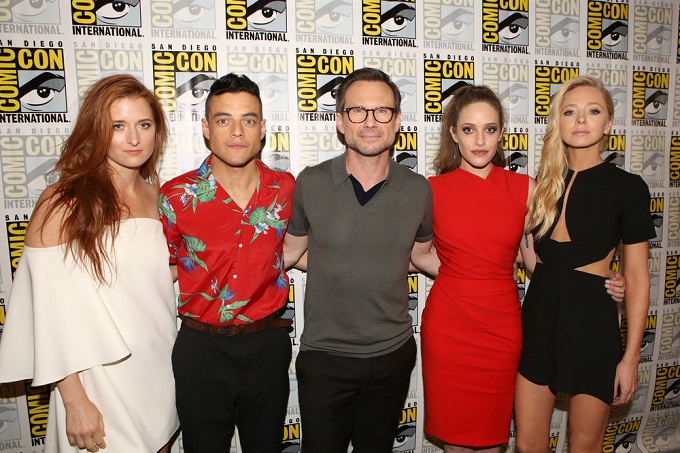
[[0, 218, 179, 452]]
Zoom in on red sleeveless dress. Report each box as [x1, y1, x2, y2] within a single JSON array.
[[422, 166, 528, 446]]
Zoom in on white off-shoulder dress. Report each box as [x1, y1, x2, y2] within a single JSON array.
[[0, 218, 179, 452]]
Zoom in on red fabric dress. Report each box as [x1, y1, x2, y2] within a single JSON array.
[[422, 165, 528, 446]]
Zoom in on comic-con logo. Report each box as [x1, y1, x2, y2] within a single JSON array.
[[629, 133, 665, 189], [649, 194, 664, 247], [74, 44, 144, 95], [71, 0, 142, 36], [281, 256, 297, 339], [632, 69, 669, 127], [516, 261, 526, 300], [282, 418, 300, 453], [586, 1, 628, 58], [0, 394, 20, 444], [668, 197, 680, 251], [482, 61, 529, 120], [406, 273, 418, 325], [601, 131, 625, 168], [633, 4, 672, 59], [362, 0, 416, 47], [295, 0, 352, 38], [225, 0, 287, 39], [651, 364, 680, 411], [364, 54, 417, 115], [481, 0, 529, 53], [393, 404, 417, 452], [227, 49, 289, 114], [641, 412, 680, 452], [664, 252, 680, 305], [0, 133, 65, 202], [649, 254, 661, 304], [672, 136, 680, 188], [534, 64, 579, 124], [296, 52, 354, 121], [396, 129, 417, 171], [535, 0, 579, 53], [25, 383, 49, 444], [0, 46, 67, 123], [299, 125, 345, 166], [659, 311, 680, 360], [263, 129, 291, 171], [6, 217, 26, 279], [423, 0, 474, 48], [152, 47, 217, 116], [0, 0, 60, 24], [586, 67, 628, 124], [150, 0, 216, 32], [603, 419, 641, 453], [423, 58, 474, 122], [503, 132, 528, 174]]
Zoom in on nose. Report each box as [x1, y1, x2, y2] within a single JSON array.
[[475, 130, 485, 146], [127, 127, 140, 146], [363, 110, 378, 127], [231, 121, 244, 137]]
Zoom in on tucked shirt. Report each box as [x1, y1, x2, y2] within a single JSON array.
[[159, 156, 295, 325]]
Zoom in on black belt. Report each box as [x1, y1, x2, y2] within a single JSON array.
[[182, 313, 292, 336]]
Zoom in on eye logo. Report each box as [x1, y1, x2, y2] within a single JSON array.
[[631, 71, 669, 126], [150, 0, 216, 29], [535, 0, 579, 50], [296, 53, 354, 121], [71, 0, 142, 27], [586, 1, 629, 55], [175, 73, 214, 110], [18, 72, 66, 113], [424, 59, 474, 121], [362, 0, 416, 45], [1, 0, 60, 24], [481, 0, 529, 51], [226, 0, 287, 32]]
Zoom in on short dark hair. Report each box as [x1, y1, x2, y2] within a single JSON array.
[[335, 68, 401, 113], [205, 73, 262, 117]]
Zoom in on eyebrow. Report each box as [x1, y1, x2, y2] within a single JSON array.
[[212, 112, 260, 119]]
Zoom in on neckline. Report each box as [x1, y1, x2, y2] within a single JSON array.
[[568, 160, 608, 175]]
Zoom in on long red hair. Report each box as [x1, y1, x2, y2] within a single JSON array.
[[39, 74, 167, 283]]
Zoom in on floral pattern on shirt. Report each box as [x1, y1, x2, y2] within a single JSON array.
[[159, 156, 295, 325]]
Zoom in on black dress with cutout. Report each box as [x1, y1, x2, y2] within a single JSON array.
[[518, 162, 655, 403]]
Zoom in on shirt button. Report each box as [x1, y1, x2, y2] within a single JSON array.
[[233, 274, 238, 279], [238, 244, 243, 248]]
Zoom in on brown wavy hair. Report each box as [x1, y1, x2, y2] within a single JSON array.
[[39, 74, 167, 284], [433, 85, 506, 175]]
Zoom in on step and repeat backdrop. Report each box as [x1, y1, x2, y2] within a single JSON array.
[[0, 0, 680, 452]]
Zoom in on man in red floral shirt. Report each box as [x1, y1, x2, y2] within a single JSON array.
[[159, 73, 295, 453]]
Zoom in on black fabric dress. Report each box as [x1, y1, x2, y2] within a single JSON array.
[[518, 162, 655, 403]]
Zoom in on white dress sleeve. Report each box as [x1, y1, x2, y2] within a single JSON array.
[[0, 246, 130, 386]]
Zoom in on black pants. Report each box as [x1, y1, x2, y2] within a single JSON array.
[[172, 324, 292, 453], [296, 336, 416, 453]]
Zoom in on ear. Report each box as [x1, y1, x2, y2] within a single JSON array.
[[604, 117, 613, 135], [449, 126, 458, 144], [201, 117, 210, 140], [336, 112, 345, 135], [260, 118, 267, 140]]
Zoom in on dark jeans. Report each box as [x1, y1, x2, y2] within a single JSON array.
[[296, 336, 417, 453], [172, 324, 292, 453]]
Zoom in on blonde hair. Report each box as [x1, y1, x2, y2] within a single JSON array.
[[527, 75, 614, 239]]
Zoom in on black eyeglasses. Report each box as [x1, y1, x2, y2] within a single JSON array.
[[342, 106, 397, 123]]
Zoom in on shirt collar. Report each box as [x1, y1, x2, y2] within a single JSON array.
[[332, 151, 405, 191]]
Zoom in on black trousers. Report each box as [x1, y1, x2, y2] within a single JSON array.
[[296, 336, 417, 453], [172, 324, 292, 453]]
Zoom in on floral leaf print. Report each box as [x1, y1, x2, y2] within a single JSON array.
[[173, 174, 218, 212], [236, 314, 254, 323], [272, 252, 288, 291], [242, 195, 288, 243], [158, 194, 176, 228], [218, 300, 251, 323], [181, 235, 209, 273]]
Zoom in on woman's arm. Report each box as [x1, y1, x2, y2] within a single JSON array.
[[519, 177, 538, 274], [410, 239, 440, 278], [613, 241, 650, 405], [56, 374, 107, 451]]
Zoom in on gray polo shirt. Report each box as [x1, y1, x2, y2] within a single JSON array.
[[288, 152, 434, 357]]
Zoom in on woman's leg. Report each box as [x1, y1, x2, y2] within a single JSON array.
[[567, 394, 610, 453], [444, 445, 501, 453], [514, 374, 556, 453]]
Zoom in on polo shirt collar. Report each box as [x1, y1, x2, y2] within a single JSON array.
[[332, 151, 405, 191]]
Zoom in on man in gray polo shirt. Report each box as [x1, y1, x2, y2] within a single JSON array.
[[284, 68, 434, 453]]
